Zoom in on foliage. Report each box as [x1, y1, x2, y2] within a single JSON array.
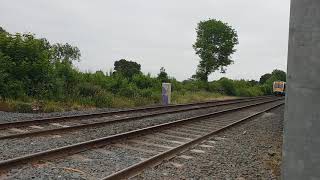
[[193, 19, 239, 81], [114, 59, 141, 79], [0, 27, 284, 112], [10, 101, 33, 113], [259, 69, 286, 94], [157, 67, 169, 83], [259, 73, 272, 84], [260, 70, 285, 85], [271, 69, 286, 82], [51, 43, 81, 64], [0, 27, 7, 33], [0, 28, 81, 100]]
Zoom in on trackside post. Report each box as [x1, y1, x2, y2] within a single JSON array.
[[162, 83, 171, 105]]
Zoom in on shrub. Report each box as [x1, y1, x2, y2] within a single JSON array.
[[1, 27, 278, 112], [219, 78, 236, 96], [10, 101, 33, 113], [78, 83, 102, 97], [78, 97, 96, 107], [182, 80, 207, 92], [208, 81, 223, 93], [93, 92, 113, 108], [118, 83, 139, 98], [132, 73, 159, 89]]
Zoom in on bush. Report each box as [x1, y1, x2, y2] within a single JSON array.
[[78, 83, 103, 97], [118, 83, 139, 98], [182, 80, 207, 92], [0, 27, 279, 113], [235, 88, 261, 97], [93, 92, 113, 108], [219, 78, 237, 96], [132, 73, 159, 89], [10, 101, 33, 113]]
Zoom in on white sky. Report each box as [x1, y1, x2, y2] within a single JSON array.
[[0, 0, 290, 81]]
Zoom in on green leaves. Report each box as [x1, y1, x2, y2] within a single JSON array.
[[114, 59, 141, 79], [193, 19, 239, 81], [0, 27, 81, 100], [259, 69, 286, 94], [157, 67, 169, 83], [51, 43, 81, 64]]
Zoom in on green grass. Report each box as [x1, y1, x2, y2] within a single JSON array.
[[1, 91, 233, 113], [171, 91, 231, 104]]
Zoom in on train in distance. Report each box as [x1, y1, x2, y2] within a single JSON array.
[[273, 81, 286, 96]]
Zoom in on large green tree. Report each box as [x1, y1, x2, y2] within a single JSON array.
[[259, 69, 287, 94], [193, 19, 238, 82], [259, 69, 286, 84], [259, 73, 272, 84], [113, 59, 141, 79], [271, 69, 286, 82]]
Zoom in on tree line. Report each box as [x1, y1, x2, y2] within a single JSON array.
[[0, 25, 285, 112]]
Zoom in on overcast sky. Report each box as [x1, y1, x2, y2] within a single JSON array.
[[0, 0, 290, 81]]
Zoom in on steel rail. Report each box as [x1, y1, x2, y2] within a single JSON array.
[[0, 97, 275, 140], [102, 102, 284, 180], [0, 96, 272, 129], [0, 97, 283, 170]]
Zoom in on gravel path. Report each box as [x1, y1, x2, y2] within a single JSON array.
[[135, 106, 284, 180]]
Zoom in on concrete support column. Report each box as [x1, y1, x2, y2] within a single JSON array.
[[283, 0, 320, 179]]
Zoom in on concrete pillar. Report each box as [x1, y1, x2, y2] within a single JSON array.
[[162, 83, 171, 105], [283, 0, 320, 179]]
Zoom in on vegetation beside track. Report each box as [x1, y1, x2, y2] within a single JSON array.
[[0, 27, 286, 112]]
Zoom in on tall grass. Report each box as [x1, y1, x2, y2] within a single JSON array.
[[172, 91, 226, 104]]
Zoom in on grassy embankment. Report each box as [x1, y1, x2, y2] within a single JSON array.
[[0, 91, 230, 113]]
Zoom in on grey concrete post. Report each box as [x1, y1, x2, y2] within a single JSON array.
[[283, 0, 320, 179], [162, 83, 171, 105]]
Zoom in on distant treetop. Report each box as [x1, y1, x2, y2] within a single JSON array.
[[113, 59, 141, 78]]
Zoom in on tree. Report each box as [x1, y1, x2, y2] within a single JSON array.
[[113, 59, 141, 78], [248, 80, 259, 86], [259, 69, 286, 95], [271, 69, 286, 82], [0, 32, 53, 97], [157, 67, 168, 82], [0, 27, 7, 33], [193, 19, 238, 82], [0, 28, 82, 99], [51, 43, 81, 64], [259, 73, 272, 84]]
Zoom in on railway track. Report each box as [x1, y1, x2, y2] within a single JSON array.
[[0, 97, 283, 179], [0, 96, 273, 140]]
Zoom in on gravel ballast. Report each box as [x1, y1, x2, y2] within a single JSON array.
[[135, 106, 284, 180], [0, 101, 283, 179], [0, 99, 275, 160]]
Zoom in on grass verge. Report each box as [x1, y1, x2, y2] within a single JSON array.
[[1, 91, 234, 113]]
